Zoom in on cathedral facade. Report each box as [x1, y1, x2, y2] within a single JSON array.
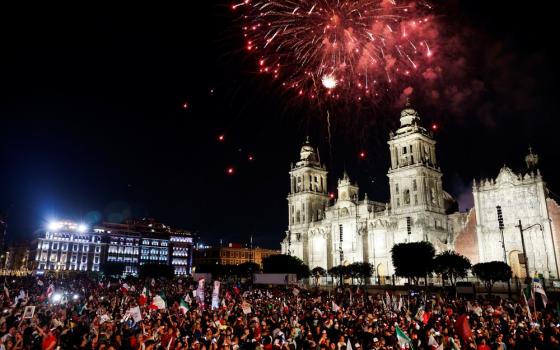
[[281, 106, 560, 280]]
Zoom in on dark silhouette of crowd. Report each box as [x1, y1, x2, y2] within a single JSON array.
[[0, 275, 558, 349]]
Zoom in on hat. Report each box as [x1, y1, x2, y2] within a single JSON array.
[[355, 343, 361, 348], [373, 337, 379, 342]]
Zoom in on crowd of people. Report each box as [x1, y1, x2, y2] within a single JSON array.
[[0, 274, 558, 350]]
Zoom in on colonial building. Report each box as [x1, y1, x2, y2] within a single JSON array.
[[34, 218, 194, 276], [33, 221, 104, 272], [281, 105, 560, 280], [193, 244, 280, 268], [472, 151, 559, 279]]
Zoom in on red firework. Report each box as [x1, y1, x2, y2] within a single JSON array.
[[235, 0, 438, 103]]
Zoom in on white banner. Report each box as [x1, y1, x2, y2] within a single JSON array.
[[242, 301, 252, 314], [211, 281, 221, 309], [130, 306, 143, 323], [197, 278, 205, 304]]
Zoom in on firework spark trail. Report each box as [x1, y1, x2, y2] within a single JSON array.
[[326, 109, 333, 162], [237, 0, 438, 103]]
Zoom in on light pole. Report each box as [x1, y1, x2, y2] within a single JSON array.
[[515, 220, 543, 282]]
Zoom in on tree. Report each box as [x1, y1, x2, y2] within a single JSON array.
[[349, 262, 374, 285], [138, 263, 174, 279], [311, 267, 326, 287], [391, 241, 435, 285], [262, 254, 310, 279], [433, 250, 471, 287], [236, 262, 261, 279], [328, 265, 348, 286], [472, 261, 512, 295]]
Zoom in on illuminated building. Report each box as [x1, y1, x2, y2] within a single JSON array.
[[282, 105, 560, 281], [170, 230, 194, 275], [193, 243, 279, 267], [34, 221, 103, 272], [33, 218, 194, 276]]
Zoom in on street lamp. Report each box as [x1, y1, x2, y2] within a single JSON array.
[[515, 220, 543, 281]]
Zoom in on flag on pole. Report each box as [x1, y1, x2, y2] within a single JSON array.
[[532, 275, 548, 308], [522, 285, 533, 321], [138, 286, 149, 305], [46, 284, 54, 298], [150, 292, 166, 310], [332, 301, 340, 312], [395, 324, 413, 349], [179, 298, 190, 314], [454, 314, 472, 341]]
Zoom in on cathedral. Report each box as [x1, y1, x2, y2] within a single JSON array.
[[281, 105, 560, 280]]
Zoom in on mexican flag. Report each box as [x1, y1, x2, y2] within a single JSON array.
[[395, 325, 413, 349], [179, 297, 190, 314], [150, 292, 166, 310], [533, 276, 548, 308], [138, 286, 149, 306]]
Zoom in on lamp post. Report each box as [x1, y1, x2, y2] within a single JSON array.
[[515, 220, 543, 282]]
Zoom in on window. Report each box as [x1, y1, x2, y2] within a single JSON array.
[[395, 184, 399, 194], [404, 190, 410, 205], [413, 180, 417, 191], [414, 195, 418, 205], [397, 198, 400, 207], [52, 243, 58, 250], [403, 147, 407, 154], [82, 256, 87, 263], [73, 244, 78, 252], [62, 244, 68, 251], [83, 245, 89, 253], [95, 246, 101, 253]]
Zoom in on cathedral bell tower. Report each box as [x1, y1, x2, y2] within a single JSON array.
[[283, 138, 329, 259], [387, 103, 445, 216]]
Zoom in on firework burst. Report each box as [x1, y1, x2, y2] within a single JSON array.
[[234, 0, 438, 103]]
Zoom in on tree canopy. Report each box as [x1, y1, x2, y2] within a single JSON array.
[[391, 241, 435, 284], [433, 250, 471, 286], [262, 254, 310, 279], [472, 261, 512, 294]]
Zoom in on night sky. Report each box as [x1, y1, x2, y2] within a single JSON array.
[[1, 2, 559, 248]]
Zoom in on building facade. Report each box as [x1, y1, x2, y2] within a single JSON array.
[[193, 244, 280, 267], [34, 218, 194, 276], [281, 105, 560, 280], [473, 153, 559, 278], [34, 221, 104, 272], [170, 230, 194, 275]]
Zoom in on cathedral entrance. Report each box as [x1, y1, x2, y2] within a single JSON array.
[[509, 250, 527, 279]]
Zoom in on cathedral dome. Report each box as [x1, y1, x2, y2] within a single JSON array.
[[299, 137, 318, 162], [400, 107, 420, 127]]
